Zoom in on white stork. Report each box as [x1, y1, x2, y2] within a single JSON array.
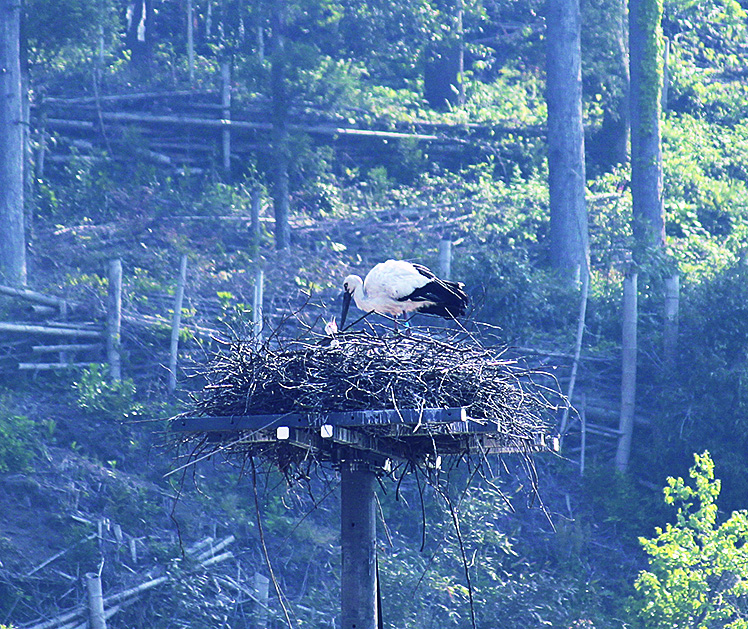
[[340, 259, 468, 329]]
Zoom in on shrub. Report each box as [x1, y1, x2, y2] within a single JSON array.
[[629, 451, 748, 628], [73, 364, 143, 420], [0, 413, 38, 473]]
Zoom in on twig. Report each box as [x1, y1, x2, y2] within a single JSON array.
[[251, 457, 294, 629], [441, 489, 477, 629]]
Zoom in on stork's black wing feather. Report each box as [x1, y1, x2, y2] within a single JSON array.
[[412, 263, 437, 281], [398, 265, 469, 318]]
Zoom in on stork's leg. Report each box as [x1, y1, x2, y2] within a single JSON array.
[[390, 313, 412, 335]]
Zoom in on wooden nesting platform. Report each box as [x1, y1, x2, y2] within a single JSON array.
[[172, 406, 558, 469]]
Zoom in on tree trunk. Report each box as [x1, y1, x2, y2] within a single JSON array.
[[546, 0, 588, 283], [616, 272, 638, 473], [0, 0, 27, 286], [270, 1, 290, 250], [424, 43, 461, 111], [425, 2, 465, 111], [629, 0, 665, 252], [85, 573, 107, 629]]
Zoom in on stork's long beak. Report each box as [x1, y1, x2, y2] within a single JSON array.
[[340, 290, 352, 330]]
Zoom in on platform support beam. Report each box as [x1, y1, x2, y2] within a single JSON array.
[[341, 461, 378, 629]]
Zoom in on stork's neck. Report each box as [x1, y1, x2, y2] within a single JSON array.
[[350, 276, 373, 311]]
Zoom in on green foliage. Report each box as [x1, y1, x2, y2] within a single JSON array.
[[581, 0, 628, 117], [33, 148, 114, 225], [25, 0, 119, 65], [0, 412, 38, 474], [104, 483, 162, 534], [664, 0, 748, 121], [64, 271, 108, 297], [630, 451, 748, 628], [663, 115, 748, 278], [294, 56, 370, 111], [73, 365, 143, 420], [462, 249, 580, 342], [216, 291, 253, 336], [378, 483, 597, 628]]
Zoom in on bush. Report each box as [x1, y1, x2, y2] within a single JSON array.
[[629, 451, 748, 628], [0, 413, 38, 473], [73, 364, 143, 420]]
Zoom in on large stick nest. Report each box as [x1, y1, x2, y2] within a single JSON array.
[[189, 327, 556, 440]]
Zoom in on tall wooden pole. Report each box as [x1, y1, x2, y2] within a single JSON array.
[[340, 461, 378, 629], [664, 274, 679, 370], [438, 238, 452, 281], [559, 268, 589, 437], [616, 272, 638, 473], [253, 572, 270, 628], [107, 259, 122, 381], [221, 60, 231, 178], [579, 394, 587, 476], [250, 186, 262, 250], [168, 254, 188, 394]]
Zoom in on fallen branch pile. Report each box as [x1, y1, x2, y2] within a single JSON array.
[[21, 535, 239, 629]]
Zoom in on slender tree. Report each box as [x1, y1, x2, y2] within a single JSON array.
[[616, 271, 638, 473], [629, 0, 665, 251], [546, 0, 589, 283], [270, 0, 290, 250], [0, 0, 26, 285]]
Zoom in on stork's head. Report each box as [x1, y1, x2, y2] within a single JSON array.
[[340, 274, 362, 330]]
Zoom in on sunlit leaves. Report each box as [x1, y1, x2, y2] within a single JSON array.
[[631, 452, 748, 628]]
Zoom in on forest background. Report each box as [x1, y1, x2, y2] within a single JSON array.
[[2, 0, 748, 626]]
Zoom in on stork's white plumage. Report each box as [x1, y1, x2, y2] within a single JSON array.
[[340, 259, 468, 328]]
